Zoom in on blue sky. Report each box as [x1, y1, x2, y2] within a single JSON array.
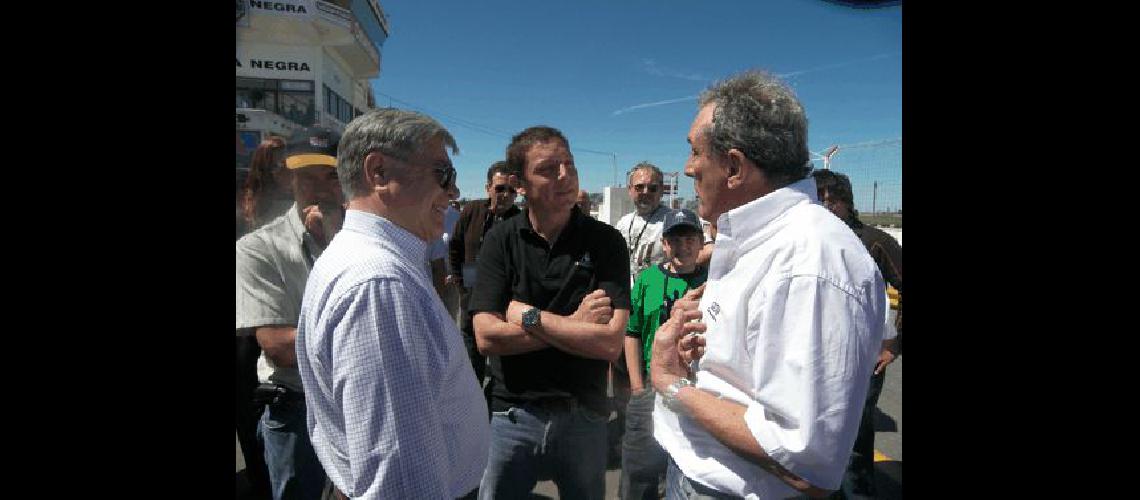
[[372, 0, 901, 209]]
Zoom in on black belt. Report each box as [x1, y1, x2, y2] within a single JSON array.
[[253, 383, 305, 405]]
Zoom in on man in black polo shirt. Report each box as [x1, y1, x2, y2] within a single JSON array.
[[470, 126, 631, 500]]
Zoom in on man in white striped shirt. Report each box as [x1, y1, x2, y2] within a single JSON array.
[[296, 109, 489, 499]]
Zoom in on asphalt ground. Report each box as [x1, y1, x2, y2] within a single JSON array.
[[238, 356, 901, 499]]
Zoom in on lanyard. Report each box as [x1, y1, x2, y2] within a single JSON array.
[[626, 207, 660, 258]]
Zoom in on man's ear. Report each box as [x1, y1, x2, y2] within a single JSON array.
[[510, 174, 525, 197], [725, 148, 755, 189], [364, 151, 388, 190]]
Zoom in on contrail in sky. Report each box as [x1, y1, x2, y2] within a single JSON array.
[[612, 95, 698, 116], [612, 52, 899, 116]]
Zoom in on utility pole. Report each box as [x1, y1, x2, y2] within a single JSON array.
[[872, 181, 878, 216], [612, 153, 618, 187]]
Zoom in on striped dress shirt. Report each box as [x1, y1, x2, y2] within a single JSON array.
[[297, 210, 489, 499]]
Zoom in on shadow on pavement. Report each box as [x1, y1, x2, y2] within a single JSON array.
[[873, 407, 898, 433], [874, 460, 903, 500]]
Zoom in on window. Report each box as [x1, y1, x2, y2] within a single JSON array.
[[236, 78, 315, 126], [322, 84, 358, 124]]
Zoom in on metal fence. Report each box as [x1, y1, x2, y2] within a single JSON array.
[[817, 138, 902, 227]]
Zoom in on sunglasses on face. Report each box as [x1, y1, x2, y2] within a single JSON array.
[[493, 184, 516, 194], [431, 165, 457, 190], [633, 183, 660, 193]]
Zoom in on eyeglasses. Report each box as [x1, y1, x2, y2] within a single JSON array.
[[431, 165, 457, 190], [382, 149, 456, 190], [632, 183, 660, 193], [493, 185, 516, 194]]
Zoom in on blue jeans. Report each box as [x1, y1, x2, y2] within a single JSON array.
[[478, 401, 609, 500], [257, 397, 327, 500], [620, 389, 668, 499]]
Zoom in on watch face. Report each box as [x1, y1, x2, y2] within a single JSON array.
[[523, 308, 539, 328]]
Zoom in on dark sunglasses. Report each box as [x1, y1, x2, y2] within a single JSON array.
[[633, 183, 660, 193], [493, 185, 516, 194], [432, 165, 457, 190]]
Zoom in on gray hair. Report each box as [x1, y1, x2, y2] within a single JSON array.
[[337, 108, 459, 198], [697, 70, 811, 187], [627, 161, 663, 185]]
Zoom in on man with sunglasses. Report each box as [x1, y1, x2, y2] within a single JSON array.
[[296, 109, 489, 499], [448, 161, 522, 383], [611, 162, 676, 465], [615, 162, 671, 286]]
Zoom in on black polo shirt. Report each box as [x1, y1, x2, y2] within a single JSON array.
[[468, 205, 631, 414]]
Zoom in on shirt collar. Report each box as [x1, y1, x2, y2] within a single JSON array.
[[342, 209, 428, 265], [517, 205, 584, 240], [716, 177, 817, 244]]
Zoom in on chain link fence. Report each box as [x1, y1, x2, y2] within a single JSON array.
[[820, 138, 902, 228]]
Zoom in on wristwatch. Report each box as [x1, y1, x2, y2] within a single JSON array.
[[660, 377, 693, 412], [521, 307, 542, 330]]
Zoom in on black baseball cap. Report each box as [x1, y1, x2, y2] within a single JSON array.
[[285, 127, 339, 169], [662, 208, 702, 236]]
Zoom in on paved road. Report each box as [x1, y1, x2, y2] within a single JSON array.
[[237, 358, 902, 499]]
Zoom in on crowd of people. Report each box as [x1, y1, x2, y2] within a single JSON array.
[[236, 68, 902, 500]]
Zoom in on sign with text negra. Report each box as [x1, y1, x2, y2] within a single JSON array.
[[236, 44, 318, 80], [244, 0, 314, 19]]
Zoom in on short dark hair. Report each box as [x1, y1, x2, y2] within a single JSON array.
[[486, 160, 511, 184], [505, 126, 569, 181], [811, 169, 854, 206], [628, 162, 663, 185]]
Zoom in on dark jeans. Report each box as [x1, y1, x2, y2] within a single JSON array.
[[620, 389, 668, 499], [478, 402, 609, 500], [258, 397, 327, 500], [237, 335, 271, 499], [834, 369, 887, 500]]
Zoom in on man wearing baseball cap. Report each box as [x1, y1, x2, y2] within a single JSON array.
[[237, 127, 345, 500]]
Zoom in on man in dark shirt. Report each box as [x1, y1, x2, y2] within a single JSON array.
[[448, 161, 521, 383], [470, 126, 631, 500], [813, 169, 902, 500]]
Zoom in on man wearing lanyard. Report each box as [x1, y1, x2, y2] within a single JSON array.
[[611, 162, 673, 463]]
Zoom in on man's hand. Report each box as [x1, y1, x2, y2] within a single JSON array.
[[444, 274, 463, 287], [679, 333, 707, 366], [873, 348, 897, 375], [673, 284, 707, 365], [506, 300, 533, 327], [571, 289, 612, 325], [650, 308, 706, 393], [302, 203, 345, 248]]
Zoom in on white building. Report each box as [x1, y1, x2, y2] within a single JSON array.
[[236, 0, 390, 168]]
